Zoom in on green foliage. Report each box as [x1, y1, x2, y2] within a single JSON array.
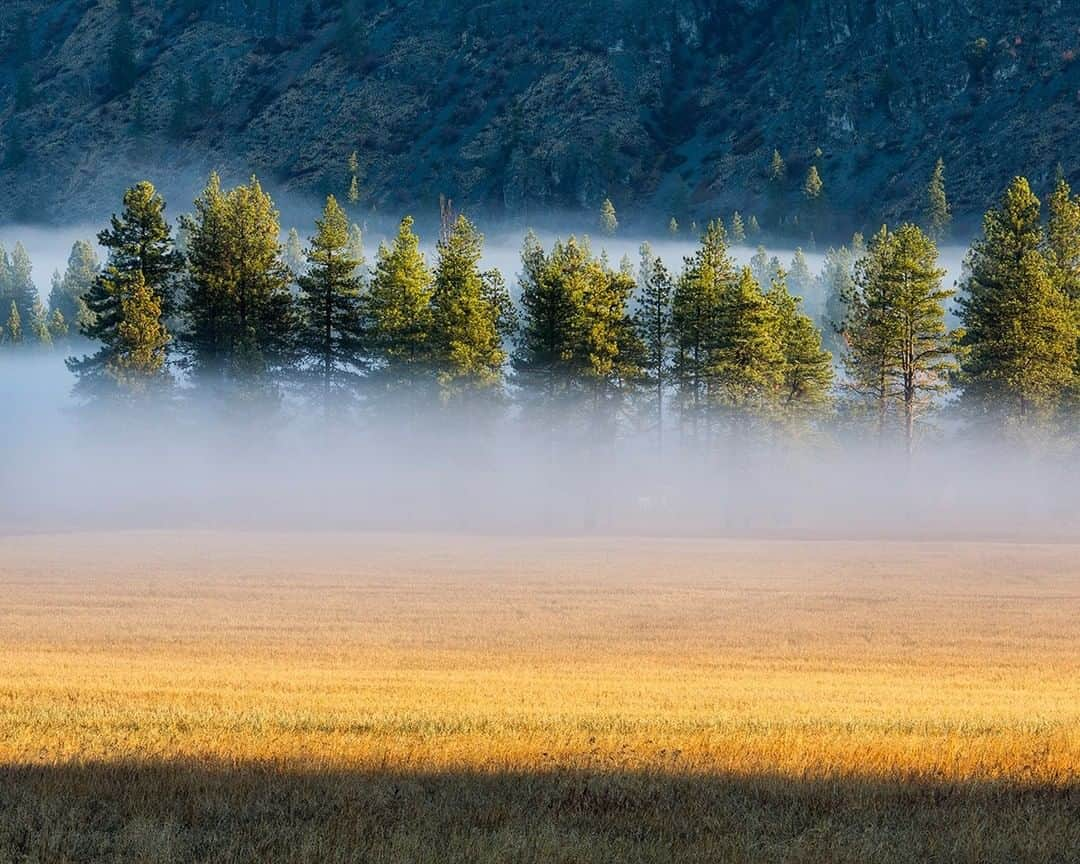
[[926, 158, 951, 242], [730, 211, 746, 244], [181, 174, 295, 391], [958, 177, 1078, 426], [768, 149, 786, 183], [765, 271, 833, 413], [366, 216, 434, 385], [600, 199, 618, 236], [431, 215, 506, 396], [819, 243, 857, 358], [296, 195, 366, 402], [4, 301, 21, 345], [48, 241, 99, 340], [804, 165, 823, 200], [844, 224, 953, 448], [67, 181, 181, 397], [671, 220, 733, 425]]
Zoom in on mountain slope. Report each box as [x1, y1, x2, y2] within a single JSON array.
[[1, 0, 1078, 234]]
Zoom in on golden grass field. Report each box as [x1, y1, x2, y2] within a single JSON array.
[[0, 531, 1077, 863]]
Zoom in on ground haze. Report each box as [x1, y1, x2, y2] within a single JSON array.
[[1, 531, 1077, 863]]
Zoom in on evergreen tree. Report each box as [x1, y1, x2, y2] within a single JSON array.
[[819, 243, 856, 358], [749, 245, 781, 289], [431, 215, 506, 396], [284, 227, 305, 279], [600, 198, 618, 236], [843, 226, 903, 438], [671, 220, 733, 431], [1046, 177, 1080, 404], [926, 158, 951, 242], [296, 195, 366, 404], [888, 224, 954, 454], [513, 231, 580, 403], [730, 211, 746, 244], [765, 270, 833, 414], [711, 267, 784, 426], [347, 151, 361, 204], [29, 295, 51, 346], [844, 224, 954, 449], [4, 302, 21, 345], [67, 182, 181, 397], [366, 216, 434, 387], [6, 243, 38, 330], [48, 240, 100, 338], [181, 174, 295, 391], [787, 248, 816, 315], [109, 271, 171, 394], [668, 217, 679, 236], [769, 149, 786, 184], [347, 223, 365, 277], [804, 165, 823, 200], [958, 177, 1078, 425], [49, 308, 69, 341], [633, 242, 673, 446], [748, 215, 761, 238]]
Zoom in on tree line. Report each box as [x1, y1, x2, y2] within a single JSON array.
[[1, 172, 1077, 450]]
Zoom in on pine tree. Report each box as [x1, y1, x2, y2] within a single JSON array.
[[633, 242, 673, 446], [671, 220, 733, 431], [181, 174, 295, 391], [600, 198, 618, 236], [888, 224, 954, 454], [787, 248, 816, 313], [769, 149, 786, 184], [749, 246, 781, 288], [284, 227, 305, 279], [49, 308, 69, 341], [711, 267, 784, 425], [29, 295, 51, 346], [730, 211, 746, 244], [67, 182, 181, 397], [748, 215, 761, 238], [347, 151, 361, 204], [431, 215, 506, 396], [926, 158, 951, 242], [804, 165, 823, 200], [108, 272, 170, 393], [366, 216, 434, 387], [765, 270, 834, 415], [1045, 176, 1080, 403], [843, 225, 903, 438], [347, 223, 365, 277], [819, 243, 856, 358], [7, 243, 38, 331], [668, 217, 679, 236], [296, 195, 366, 404], [48, 240, 99, 339], [958, 177, 1078, 425], [512, 231, 580, 403], [4, 301, 21, 345]]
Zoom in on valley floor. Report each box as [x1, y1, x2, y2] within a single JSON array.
[[0, 532, 1077, 863]]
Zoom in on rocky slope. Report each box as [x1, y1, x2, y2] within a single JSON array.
[[1, 0, 1078, 235]]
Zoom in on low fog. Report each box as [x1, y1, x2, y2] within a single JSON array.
[[1, 346, 1076, 541]]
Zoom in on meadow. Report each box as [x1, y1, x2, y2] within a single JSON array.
[[0, 531, 1077, 863]]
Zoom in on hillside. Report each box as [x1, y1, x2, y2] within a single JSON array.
[[1, 0, 1078, 235]]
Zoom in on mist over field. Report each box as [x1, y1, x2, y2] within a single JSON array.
[[0, 346, 1073, 541]]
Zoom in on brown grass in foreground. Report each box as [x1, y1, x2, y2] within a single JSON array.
[[0, 532, 1077, 863]]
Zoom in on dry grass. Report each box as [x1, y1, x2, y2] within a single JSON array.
[[0, 531, 1077, 863]]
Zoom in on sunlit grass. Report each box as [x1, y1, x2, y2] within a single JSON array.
[[1, 532, 1077, 862]]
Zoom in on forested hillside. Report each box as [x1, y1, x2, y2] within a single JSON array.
[[1, 0, 1079, 233]]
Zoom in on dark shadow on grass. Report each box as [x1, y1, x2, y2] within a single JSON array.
[[1, 761, 1077, 863]]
